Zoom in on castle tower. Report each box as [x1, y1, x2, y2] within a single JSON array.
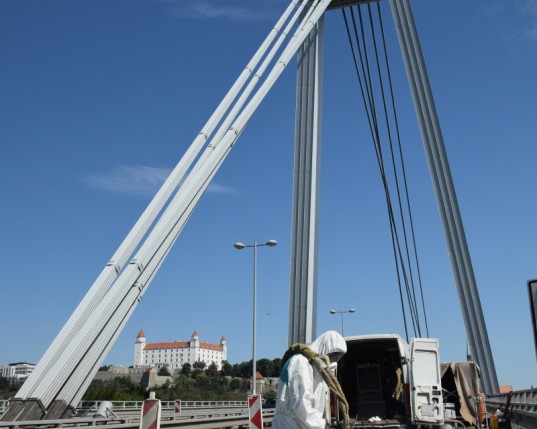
[[134, 329, 146, 366], [190, 330, 200, 362], [220, 336, 227, 361]]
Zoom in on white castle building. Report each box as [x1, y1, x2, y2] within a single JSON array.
[[134, 330, 227, 370]]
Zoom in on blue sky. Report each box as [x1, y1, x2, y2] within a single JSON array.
[[1, 0, 536, 391]]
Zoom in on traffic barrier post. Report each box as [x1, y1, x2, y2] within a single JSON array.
[[248, 394, 263, 429], [174, 399, 181, 419], [140, 392, 161, 429]]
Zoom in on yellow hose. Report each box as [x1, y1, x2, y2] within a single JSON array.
[[445, 418, 467, 429], [392, 367, 403, 400]]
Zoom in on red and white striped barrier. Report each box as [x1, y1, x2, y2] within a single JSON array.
[[248, 394, 263, 429], [140, 392, 161, 429], [174, 399, 181, 418]]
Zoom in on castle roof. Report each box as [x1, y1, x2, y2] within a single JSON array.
[[145, 341, 189, 350], [144, 340, 223, 351], [138, 330, 224, 352], [200, 342, 223, 351]]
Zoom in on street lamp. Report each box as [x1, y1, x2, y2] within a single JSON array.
[[329, 308, 356, 337], [234, 239, 277, 395]]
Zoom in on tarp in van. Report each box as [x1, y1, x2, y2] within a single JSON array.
[[441, 362, 481, 425]]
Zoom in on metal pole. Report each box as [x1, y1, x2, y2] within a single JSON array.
[[330, 308, 355, 337], [252, 242, 257, 396], [235, 239, 276, 396]]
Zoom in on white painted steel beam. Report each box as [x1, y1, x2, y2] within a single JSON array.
[[288, 8, 325, 346], [389, 0, 499, 394], [16, 0, 302, 406], [60, 0, 332, 408]]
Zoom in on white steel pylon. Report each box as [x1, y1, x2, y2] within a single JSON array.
[[389, 0, 498, 393], [288, 0, 498, 394], [288, 12, 325, 346]]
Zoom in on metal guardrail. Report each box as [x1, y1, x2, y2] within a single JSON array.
[[0, 399, 248, 415], [487, 389, 537, 414], [77, 399, 248, 412], [0, 405, 275, 429], [487, 389, 537, 429]]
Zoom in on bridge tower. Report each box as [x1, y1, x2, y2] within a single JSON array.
[[287, 0, 499, 394]]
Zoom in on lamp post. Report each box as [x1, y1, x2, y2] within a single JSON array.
[[234, 239, 277, 395], [329, 308, 356, 337]]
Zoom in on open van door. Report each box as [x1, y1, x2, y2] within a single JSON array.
[[410, 338, 444, 425]]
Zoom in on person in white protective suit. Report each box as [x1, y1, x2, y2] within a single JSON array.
[[272, 331, 347, 429]]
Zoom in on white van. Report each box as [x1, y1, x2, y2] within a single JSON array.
[[335, 334, 445, 428]]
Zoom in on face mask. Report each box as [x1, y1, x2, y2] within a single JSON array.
[[328, 352, 344, 363]]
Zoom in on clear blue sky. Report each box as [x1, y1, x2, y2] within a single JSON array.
[[1, 0, 536, 391]]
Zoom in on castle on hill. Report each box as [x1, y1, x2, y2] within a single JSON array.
[[133, 329, 227, 370]]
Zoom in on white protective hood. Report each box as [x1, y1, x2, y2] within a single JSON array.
[[310, 330, 347, 356]]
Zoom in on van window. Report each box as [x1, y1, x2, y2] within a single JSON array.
[[413, 350, 438, 384]]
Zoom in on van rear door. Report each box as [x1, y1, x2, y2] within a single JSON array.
[[409, 338, 444, 425]]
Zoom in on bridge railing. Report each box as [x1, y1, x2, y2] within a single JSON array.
[[162, 400, 248, 409], [0, 410, 275, 429], [486, 389, 537, 429], [76, 399, 248, 412], [0, 399, 250, 417], [487, 389, 537, 415]]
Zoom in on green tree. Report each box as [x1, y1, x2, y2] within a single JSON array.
[[233, 361, 251, 378], [192, 361, 206, 377], [229, 378, 241, 391], [220, 360, 233, 376], [270, 358, 282, 377], [206, 363, 218, 377], [192, 361, 206, 371], [158, 367, 171, 376], [181, 363, 191, 376], [195, 372, 209, 389], [83, 376, 144, 401], [0, 377, 9, 391], [78, 355, 282, 402], [256, 358, 272, 378], [0, 376, 23, 400], [240, 378, 251, 392]]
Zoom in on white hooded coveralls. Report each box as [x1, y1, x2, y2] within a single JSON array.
[[272, 331, 347, 429]]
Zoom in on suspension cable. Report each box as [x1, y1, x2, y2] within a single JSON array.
[[341, 2, 429, 339], [365, 2, 422, 337], [342, 6, 414, 339], [376, 1, 430, 337]]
